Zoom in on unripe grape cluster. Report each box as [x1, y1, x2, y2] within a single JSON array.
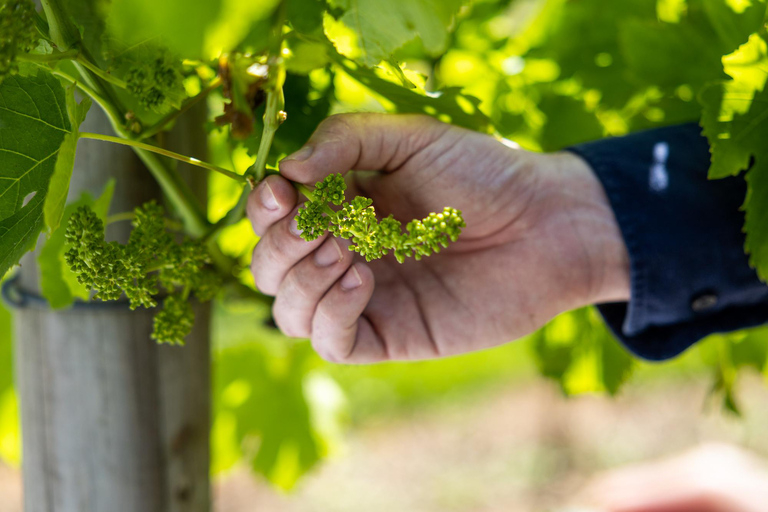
[[126, 51, 185, 113], [64, 202, 221, 345], [0, 0, 37, 82], [296, 173, 465, 263]]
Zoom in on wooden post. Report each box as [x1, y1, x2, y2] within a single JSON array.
[[12, 106, 211, 512]]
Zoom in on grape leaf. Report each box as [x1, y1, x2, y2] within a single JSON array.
[[537, 94, 603, 151], [43, 88, 91, 233], [620, 19, 729, 89], [532, 308, 634, 396], [745, 165, 768, 280], [106, 0, 222, 59], [325, 0, 464, 66], [701, 79, 768, 277], [287, 0, 325, 34], [0, 71, 72, 278], [38, 180, 114, 309], [526, 0, 655, 109], [336, 58, 493, 133], [61, 0, 109, 63], [214, 342, 325, 489], [107, 0, 281, 59], [701, 0, 768, 51], [699, 35, 768, 279]]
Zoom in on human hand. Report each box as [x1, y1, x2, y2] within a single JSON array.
[[247, 113, 630, 363], [574, 444, 768, 512]]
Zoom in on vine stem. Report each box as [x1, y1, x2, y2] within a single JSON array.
[[39, 0, 211, 238], [247, 1, 287, 187], [79, 132, 248, 184], [105, 212, 135, 224], [19, 48, 78, 62], [50, 70, 124, 126], [21, 48, 127, 89], [74, 55, 128, 89], [250, 85, 285, 186]]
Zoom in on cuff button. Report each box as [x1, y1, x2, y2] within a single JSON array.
[[691, 293, 718, 312]]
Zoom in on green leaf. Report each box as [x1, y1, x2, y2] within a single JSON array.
[[61, 0, 109, 63], [325, 0, 464, 66], [0, 71, 72, 278], [745, 166, 768, 279], [532, 308, 634, 395], [701, 0, 767, 51], [698, 34, 768, 278], [620, 19, 729, 89], [336, 58, 493, 133], [38, 180, 114, 309], [286, 0, 325, 34], [538, 94, 604, 151], [214, 341, 329, 489], [106, 0, 281, 59], [593, 311, 634, 395], [43, 88, 91, 233], [106, 0, 222, 59]]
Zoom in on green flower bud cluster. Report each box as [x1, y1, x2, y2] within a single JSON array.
[[0, 0, 37, 82], [296, 173, 465, 263], [152, 295, 193, 346], [126, 51, 185, 113], [64, 202, 221, 345]]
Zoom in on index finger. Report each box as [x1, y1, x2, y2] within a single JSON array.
[[278, 113, 450, 185]]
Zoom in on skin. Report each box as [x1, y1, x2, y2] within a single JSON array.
[[248, 113, 768, 510], [247, 112, 630, 363], [576, 444, 768, 512]]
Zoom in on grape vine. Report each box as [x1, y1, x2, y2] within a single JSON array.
[[0, 0, 467, 347], [0, 0, 37, 81], [64, 202, 221, 344]]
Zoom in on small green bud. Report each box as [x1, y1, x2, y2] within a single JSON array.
[[294, 173, 465, 262]]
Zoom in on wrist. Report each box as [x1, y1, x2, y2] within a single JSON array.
[[543, 151, 631, 306]]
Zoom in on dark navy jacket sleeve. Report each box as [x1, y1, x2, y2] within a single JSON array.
[[568, 123, 768, 361]]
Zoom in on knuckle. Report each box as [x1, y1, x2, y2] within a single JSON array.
[[245, 193, 262, 234], [250, 244, 276, 295], [270, 225, 294, 261], [314, 298, 340, 329], [272, 300, 308, 338], [284, 268, 311, 301], [318, 113, 355, 137]]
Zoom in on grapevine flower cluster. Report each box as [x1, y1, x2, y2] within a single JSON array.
[[126, 51, 185, 113], [64, 202, 221, 345], [0, 0, 37, 82], [296, 174, 465, 263]]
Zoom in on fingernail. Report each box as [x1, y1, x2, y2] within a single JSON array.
[[289, 216, 303, 237], [284, 146, 313, 162], [341, 266, 363, 290], [260, 181, 279, 210], [315, 238, 343, 267]]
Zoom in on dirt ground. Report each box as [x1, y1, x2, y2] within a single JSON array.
[[3, 373, 768, 512]]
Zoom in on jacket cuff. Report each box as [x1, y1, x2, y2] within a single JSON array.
[[568, 123, 768, 361]]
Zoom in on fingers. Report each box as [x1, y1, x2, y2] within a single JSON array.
[[279, 113, 450, 184], [271, 237, 354, 338], [310, 262, 386, 364], [246, 174, 298, 237], [250, 205, 326, 296]]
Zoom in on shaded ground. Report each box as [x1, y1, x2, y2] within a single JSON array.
[[3, 373, 768, 511]]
